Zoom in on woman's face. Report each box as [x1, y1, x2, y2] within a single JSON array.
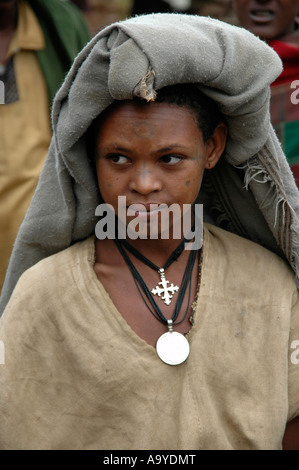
[[95, 100, 226, 238], [232, 0, 299, 40]]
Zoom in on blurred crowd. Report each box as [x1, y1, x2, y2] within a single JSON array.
[[75, 0, 237, 35]]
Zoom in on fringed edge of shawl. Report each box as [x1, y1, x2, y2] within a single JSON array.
[[239, 155, 299, 289]]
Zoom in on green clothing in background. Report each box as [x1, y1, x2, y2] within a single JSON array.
[[29, 0, 90, 103]]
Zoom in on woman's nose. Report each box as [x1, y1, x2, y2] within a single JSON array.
[[128, 164, 162, 194]]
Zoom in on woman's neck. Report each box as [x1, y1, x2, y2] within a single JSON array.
[[121, 236, 188, 268], [115, 210, 199, 266]]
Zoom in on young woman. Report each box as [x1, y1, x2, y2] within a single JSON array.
[[0, 12, 299, 450]]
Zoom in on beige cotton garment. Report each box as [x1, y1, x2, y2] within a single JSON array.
[[0, 223, 299, 450]]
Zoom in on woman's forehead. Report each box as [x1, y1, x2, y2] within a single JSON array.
[[96, 100, 199, 137], [101, 99, 197, 122]]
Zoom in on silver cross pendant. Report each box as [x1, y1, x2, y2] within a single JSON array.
[[151, 268, 179, 306]]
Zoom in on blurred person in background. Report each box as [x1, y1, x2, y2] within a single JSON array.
[[0, 0, 90, 292], [131, 0, 192, 15], [231, 0, 299, 186], [192, 0, 235, 22]]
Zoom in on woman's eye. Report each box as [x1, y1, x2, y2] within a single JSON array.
[[108, 155, 129, 164], [161, 155, 182, 165]]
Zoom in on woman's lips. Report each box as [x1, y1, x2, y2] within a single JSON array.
[[127, 203, 167, 219], [249, 10, 275, 23]]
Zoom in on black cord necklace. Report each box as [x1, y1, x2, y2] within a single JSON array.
[[113, 226, 200, 365]]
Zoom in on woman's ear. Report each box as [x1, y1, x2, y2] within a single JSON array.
[[205, 122, 228, 169]]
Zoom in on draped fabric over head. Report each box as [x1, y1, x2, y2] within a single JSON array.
[[1, 13, 299, 314]]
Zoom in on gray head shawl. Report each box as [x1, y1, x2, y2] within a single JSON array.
[[1, 13, 299, 315]]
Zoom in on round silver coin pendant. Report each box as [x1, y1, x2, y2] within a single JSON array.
[[156, 331, 190, 365]]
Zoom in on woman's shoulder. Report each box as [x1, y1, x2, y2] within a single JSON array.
[[204, 222, 295, 280], [3, 236, 95, 310]]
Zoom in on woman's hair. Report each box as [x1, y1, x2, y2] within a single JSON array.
[[154, 83, 224, 142]]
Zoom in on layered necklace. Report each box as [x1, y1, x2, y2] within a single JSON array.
[[114, 226, 201, 365]]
